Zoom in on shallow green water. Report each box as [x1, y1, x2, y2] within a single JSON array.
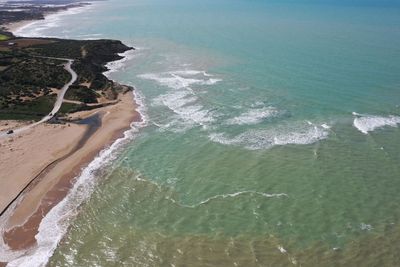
[[14, 0, 400, 266]]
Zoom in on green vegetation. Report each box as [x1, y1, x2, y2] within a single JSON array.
[[64, 85, 99, 103], [0, 34, 9, 41], [0, 57, 69, 97], [0, 95, 56, 120], [0, 36, 133, 120]]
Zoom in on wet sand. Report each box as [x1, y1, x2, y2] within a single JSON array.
[[0, 92, 140, 261]]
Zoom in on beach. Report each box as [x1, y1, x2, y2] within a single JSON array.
[[0, 9, 142, 263], [0, 91, 140, 265], [3, 20, 36, 34]]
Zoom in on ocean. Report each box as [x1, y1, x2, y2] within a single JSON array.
[[11, 0, 400, 266]]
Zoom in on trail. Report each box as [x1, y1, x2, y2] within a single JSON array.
[[0, 58, 77, 138]]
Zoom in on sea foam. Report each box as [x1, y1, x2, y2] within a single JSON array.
[[209, 122, 329, 150], [153, 90, 215, 127], [13, 4, 93, 38], [167, 191, 288, 209], [353, 113, 400, 134], [141, 70, 220, 131], [139, 70, 221, 90], [104, 49, 137, 77], [225, 106, 280, 125]]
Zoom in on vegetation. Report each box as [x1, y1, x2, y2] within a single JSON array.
[[0, 34, 9, 41], [0, 95, 57, 120], [0, 35, 133, 120], [65, 85, 99, 104]]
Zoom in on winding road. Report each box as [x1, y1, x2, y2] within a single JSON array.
[[0, 58, 77, 138]]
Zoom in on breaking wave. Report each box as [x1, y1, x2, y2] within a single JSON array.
[[209, 122, 330, 150], [152, 90, 215, 129], [13, 5, 93, 38], [139, 70, 221, 90], [225, 106, 280, 125], [104, 49, 137, 77], [140, 70, 221, 131], [167, 191, 288, 209], [352, 112, 400, 134]]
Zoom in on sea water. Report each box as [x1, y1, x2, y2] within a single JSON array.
[[11, 0, 400, 266]]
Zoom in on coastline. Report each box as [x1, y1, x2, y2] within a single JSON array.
[[1, 91, 139, 245], [2, 2, 93, 38], [0, 10, 144, 266], [3, 20, 37, 34], [0, 90, 141, 266]]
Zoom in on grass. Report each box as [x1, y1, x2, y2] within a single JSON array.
[[0, 96, 83, 121], [0, 34, 10, 41]]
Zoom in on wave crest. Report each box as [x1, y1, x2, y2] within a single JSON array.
[[225, 107, 280, 125], [353, 113, 400, 134], [139, 70, 221, 90], [168, 191, 288, 209], [209, 122, 329, 150]]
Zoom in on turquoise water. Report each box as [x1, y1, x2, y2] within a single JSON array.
[[15, 0, 400, 266]]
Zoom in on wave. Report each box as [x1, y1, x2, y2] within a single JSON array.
[[138, 70, 221, 90], [75, 33, 104, 39], [153, 90, 215, 128], [14, 4, 93, 38], [209, 122, 330, 150], [225, 106, 280, 125], [104, 49, 137, 77], [104, 48, 149, 128], [352, 113, 400, 134], [141, 69, 220, 131], [195, 191, 288, 206], [168, 191, 288, 209]]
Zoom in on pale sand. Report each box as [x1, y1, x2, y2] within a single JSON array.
[[0, 92, 140, 252], [0, 121, 31, 132], [0, 123, 87, 214], [3, 20, 37, 34]]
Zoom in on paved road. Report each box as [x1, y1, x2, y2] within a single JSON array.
[[0, 58, 77, 138]]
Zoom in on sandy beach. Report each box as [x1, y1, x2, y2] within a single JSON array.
[[0, 7, 142, 264], [3, 20, 36, 34], [0, 122, 87, 215], [0, 92, 140, 264]]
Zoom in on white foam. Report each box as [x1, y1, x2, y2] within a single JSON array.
[[353, 113, 400, 134], [14, 4, 93, 38], [225, 107, 280, 125], [103, 48, 149, 127], [144, 69, 220, 131], [360, 223, 373, 231], [170, 191, 288, 208], [321, 123, 331, 129], [250, 101, 265, 108], [171, 70, 212, 77], [104, 49, 137, 77], [138, 70, 221, 90], [75, 33, 104, 40], [278, 246, 287, 254], [3, 91, 145, 267], [209, 122, 329, 150], [153, 90, 214, 131]]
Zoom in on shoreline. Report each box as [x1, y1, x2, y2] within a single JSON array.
[[0, 5, 145, 265], [2, 3, 93, 37], [0, 92, 141, 265], [3, 20, 37, 34]]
